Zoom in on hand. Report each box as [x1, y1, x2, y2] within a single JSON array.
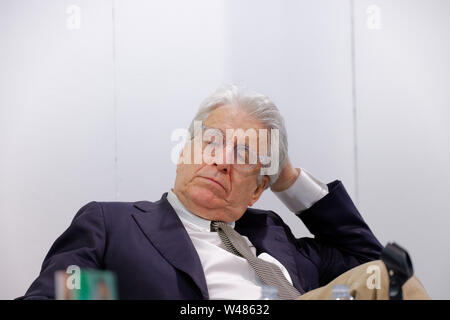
[[270, 157, 300, 192]]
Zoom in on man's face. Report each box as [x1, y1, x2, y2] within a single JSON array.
[[173, 105, 269, 222]]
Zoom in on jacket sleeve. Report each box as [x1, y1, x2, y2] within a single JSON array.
[[295, 180, 383, 286], [16, 201, 106, 300]]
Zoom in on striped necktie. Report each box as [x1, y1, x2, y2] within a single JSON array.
[[210, 221, 301, 300]]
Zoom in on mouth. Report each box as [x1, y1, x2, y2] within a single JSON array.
[[199, 176, 226, 192]]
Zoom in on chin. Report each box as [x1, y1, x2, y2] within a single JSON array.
[[188, 187, 224, 209], [182, 186, 245, 222]]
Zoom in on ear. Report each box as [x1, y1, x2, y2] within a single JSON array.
[[248, 176, 269, 206]]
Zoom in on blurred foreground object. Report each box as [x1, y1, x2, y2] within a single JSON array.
[[332, 284, 354, 300], [380, 242, 414, 300], [55, 268, 118, 300]]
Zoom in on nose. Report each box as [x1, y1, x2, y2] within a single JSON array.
[[211, 144, 233, 173], [214, 162, 231, 173]]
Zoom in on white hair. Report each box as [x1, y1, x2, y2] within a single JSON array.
[[188, 84, 288, 189]]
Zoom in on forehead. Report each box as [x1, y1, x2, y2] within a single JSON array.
[[203, 105, 265, 131], [202, 105, 270, 155]]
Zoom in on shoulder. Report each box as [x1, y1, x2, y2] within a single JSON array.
[[238, 206, 287, 228], [74, 193, 168, 223]]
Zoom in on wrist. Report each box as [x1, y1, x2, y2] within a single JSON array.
[[271, 168, 300, 192]]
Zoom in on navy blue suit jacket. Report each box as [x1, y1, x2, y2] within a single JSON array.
[[19, 180, 383, 299]]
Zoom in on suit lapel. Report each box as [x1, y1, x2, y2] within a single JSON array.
[[132, 193, 209, 299], [236, 212, 306, 294]]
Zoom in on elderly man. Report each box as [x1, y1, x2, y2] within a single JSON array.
[[19, 85, 428, 300]]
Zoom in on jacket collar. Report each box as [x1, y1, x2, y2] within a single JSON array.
[[132, 193, 209, 299]]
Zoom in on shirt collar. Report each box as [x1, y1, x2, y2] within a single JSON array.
[[167, 189, 235, 232]]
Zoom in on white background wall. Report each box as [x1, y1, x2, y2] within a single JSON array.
[[0, 0, 448, 299]]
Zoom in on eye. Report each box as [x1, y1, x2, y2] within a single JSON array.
[[207, 140, 219, 146], [235, 145, 249, 163]]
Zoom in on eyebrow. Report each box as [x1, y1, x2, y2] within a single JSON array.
[[202, 125, 252, 148], [201, 125, 225, 136]]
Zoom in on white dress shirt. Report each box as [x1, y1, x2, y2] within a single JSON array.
[[166, 168, 328, 300]]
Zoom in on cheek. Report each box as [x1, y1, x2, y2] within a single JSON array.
[[177, 163, 206, 187], [230, 176, 258, 201], [177, 164, 195, 184]]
